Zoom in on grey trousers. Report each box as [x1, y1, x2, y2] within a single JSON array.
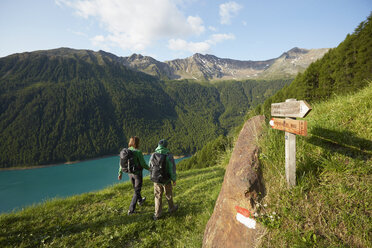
[[154, 182, 175, 218]]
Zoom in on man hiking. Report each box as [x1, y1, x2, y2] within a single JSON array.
[[149, 139, 178, 220]]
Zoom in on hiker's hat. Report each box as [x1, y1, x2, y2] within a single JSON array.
[[158, 139, 168, 147]]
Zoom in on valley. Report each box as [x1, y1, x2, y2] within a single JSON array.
[[0, 48, 293, 168]]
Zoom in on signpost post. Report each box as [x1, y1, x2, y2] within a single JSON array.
[[270, 99, 312, 187]]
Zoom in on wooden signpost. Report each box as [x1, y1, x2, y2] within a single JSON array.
[[271, 100, 312, 118], [269, 118, 308, 136], [271, 99, 312, 187]]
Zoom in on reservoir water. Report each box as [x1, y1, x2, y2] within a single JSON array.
[[0, 155, 186, 214]]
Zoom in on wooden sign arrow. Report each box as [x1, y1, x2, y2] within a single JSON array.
[[271, 100, 312, 118], [269, 118, 308, 136]]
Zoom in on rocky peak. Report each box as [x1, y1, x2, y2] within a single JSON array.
[[122, 53, 162, 68], [280, 47, 309, 59], [128, 53, 143, 60], [192, 53, 218, 61], [288, 47, 308, 54], [121, 47, 329, 80], [127, 53, 155, 62]]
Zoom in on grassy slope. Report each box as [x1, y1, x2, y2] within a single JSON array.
[[1, 84, 371, 248], [257, 83, 372, 247], [0, 161, 230, 247]]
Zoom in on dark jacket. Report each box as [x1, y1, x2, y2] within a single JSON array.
[[150, 145, 177, 184], [118, 147, 149, 177]]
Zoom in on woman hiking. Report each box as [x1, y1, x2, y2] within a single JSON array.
[[118, 136, 149, 215]]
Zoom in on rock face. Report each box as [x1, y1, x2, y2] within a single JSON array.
[[165, 53, 276, 80], [119, 53, 177, 79], [120, 47, 329, 80], [202, 115, 265, 248]]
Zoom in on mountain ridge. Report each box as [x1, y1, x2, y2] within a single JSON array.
[[0, 48, 290, 168], [121, 47, 329, 80], [2, 46, 329, 81]]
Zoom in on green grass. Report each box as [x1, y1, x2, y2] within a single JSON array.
[[2, 83, 371, 248], [256, 83, 372, 247], [0, 165, 226, 247]]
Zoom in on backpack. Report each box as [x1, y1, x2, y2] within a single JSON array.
[[149, 153, 170, 184], [167, 153, 176, 176], [120, 148, 139, 173]]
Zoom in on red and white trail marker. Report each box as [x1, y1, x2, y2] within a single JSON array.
[[235, 206, 256, 229]]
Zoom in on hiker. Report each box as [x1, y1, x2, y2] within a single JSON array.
[[149, 139, 178, 220], [118, 136, 149, 215]]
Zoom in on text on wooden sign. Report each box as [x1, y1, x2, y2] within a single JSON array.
[[269, 118, 308, 136]]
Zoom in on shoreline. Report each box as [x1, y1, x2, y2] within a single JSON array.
[[173, 155, 187, 159], [0, 154, 189, 171], [0, 154, 118, 171]]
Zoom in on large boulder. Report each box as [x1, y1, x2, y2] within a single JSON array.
[[203, 115, 265, 248]]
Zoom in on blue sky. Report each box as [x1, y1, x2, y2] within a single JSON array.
[[0, 0, 371, 61]]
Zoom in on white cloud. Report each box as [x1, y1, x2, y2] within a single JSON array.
[[208, 33, 235, 45], [208, 26, 217, 32], [168, 39, 210, 54], [187, 16, 205, 35], [168, 33, 235, 54], [57, 0, 205, 53], [219, 1, 243, 25]]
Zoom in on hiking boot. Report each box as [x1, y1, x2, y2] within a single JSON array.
[[138, 197, 146, 206], [169, 204, 179, 214], [127, 210, 137, 215]]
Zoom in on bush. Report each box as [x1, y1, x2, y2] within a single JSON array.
[[177, 135, 232, 171]]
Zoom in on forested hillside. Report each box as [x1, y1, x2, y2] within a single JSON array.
[[179, 13, 372, 174], [253, 13, 372, 116], [0, 49, 289, 168], [174, 14, 372, 247]]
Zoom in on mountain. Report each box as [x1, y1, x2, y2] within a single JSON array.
[[0, 48, 173, 167], [119, 47, 329, 81], [165, 53, 275, 80], [0, 48, 289, 168], [119, 53, 176, 80], [256, 13, 372, 115], [258, 47, 330, 79]]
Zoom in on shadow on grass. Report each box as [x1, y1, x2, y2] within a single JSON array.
[[295, 127, 372, 184], [178, 166, 224, 178], [308, 127, 372, 160], [1, 208, 147, 246]]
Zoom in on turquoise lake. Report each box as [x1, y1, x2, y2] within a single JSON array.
[[0, 155, 186, 214]]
